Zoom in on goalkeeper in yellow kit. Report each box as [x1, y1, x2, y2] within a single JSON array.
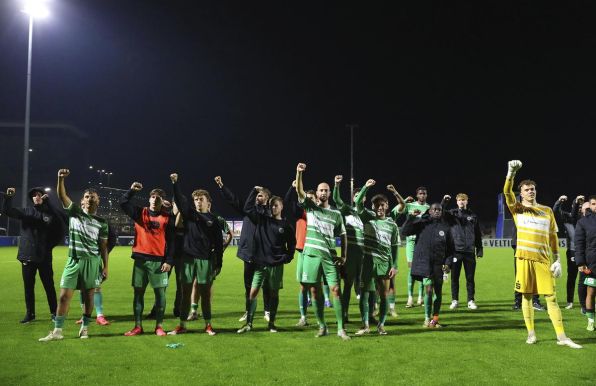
[[505, 160, 581, 348]]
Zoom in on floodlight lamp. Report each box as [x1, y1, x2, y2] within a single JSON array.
[[22, 0, 50, 19]]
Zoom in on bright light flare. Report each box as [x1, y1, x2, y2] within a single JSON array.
[[22, 0, 50, 19]]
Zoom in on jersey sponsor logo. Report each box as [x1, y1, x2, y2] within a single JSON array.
[[439, 230, 445, 237]]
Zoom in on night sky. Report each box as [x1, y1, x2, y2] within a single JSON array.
[[1, 1, 595, 222]]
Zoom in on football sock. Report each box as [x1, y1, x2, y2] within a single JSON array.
[[379, 296, 388, 325], [323, 285, 330, 302], [368, 291, 376, 317], [82, 314, 91, 328], [333, 296, 343, 330], [247, 297, 257, 326], [191, 303, 198, 313], [359, 290, 369, 324], [133, 291, 144, 326], [94, 291, 103, 316], [313, 296, 325, 328], [586, 309, 595, 320], [545, 293, 565, 335], [424, 291, 432, 319], [388, 293, 396, 310], [407, 269, 414, 297], [521, 294, 535, 332], [55, 315, 65, 329], [154, 287, 166, 326], [299, 289, 308, 317]]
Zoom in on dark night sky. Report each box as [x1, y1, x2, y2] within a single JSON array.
[[1, 1, 595, 222]]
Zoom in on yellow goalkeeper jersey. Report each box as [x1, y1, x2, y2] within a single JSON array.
[[504, 177, 559, 264]]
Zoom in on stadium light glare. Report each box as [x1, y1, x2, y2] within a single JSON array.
[[44, 187, 51, 192], [22, 0, 50, 19]]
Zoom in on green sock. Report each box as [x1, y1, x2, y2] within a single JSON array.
[[247, 297, 257, 326], [94, 291, 103, 316], [407, 269, 414, 297], [312, 299, 325, 328], [587, 311, 595, 319], [133, 291, 144, 326], [419, 282, 424, 298], [379, 296, 388, 325], [154, 287, 166, 326], [323, 285, 330, 302], [55, 315, 66, 329], [388, 293, 396, 307], [424, 292, 432, 319], [82, 314, 91, 328], [359, 290, 369, 325], [368, 291, 376, 317], [333, 297, 344, 330], [191, 303, 198, 312], [298, 290, 307, 317]]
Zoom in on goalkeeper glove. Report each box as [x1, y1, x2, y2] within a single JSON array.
[[550, 258, 562, 278], [507, 160, 522, 178]]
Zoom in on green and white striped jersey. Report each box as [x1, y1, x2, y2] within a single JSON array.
[[65, 203, 108, 260], [391, 201, 429, 241], [300, 197, 345, 259]]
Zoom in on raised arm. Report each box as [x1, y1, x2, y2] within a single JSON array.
[[355, 179, 376, 221], [295, 163, 307, 202], [333, 175, 346, 210], [171, 173, 190, 218], [2, 188, 25, 219], [504, 160, 522, 212], [243, 187, 260, 223], [386, 184, 406, 214], [56, 169, 72, 208], [215, 176, 244, 216], [284, 181, 303, 220], [119, 182, 144, 221]]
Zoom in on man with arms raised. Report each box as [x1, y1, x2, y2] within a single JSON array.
[[295, 163, 349, 340], [39, 169, 109, 341], [505, 160, 581, 348]]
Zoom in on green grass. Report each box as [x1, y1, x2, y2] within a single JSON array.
[[0, 246, 593, 385]]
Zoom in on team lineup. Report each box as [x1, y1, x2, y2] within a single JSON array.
[[1, 160, 595, 347]]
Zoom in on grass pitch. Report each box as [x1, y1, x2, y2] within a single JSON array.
[[0, 246, 592, 385]]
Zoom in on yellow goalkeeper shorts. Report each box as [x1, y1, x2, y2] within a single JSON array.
[[514, 258, 555, 295]]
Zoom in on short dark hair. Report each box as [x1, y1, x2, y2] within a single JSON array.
[[588, 195, 596, 202], [258, 187, 271, 199], [305, 190, 316, 196], [269, 196, 283, 206], [83, 188, 98, 196], [518, 179, 537, 190], [149, 188, 166, 198], [371, 194, 388, 207], [416, 186, 427, 194]]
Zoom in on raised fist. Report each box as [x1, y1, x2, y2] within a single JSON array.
[[576, 195, 585, 204], [412, 209, 421, 216], [404, 196, 414, 203], [296, 163, 306, 172], [386, 184, 397, 194], [254, 186, 263, 191], [507, 160, 522, 174], [58, 169, 70, 178], [6, 188, 15, 196], [443, 194, 451, 201], [365, 179, 376, 188], [170, 173, 178, 183], [131, 182, 143, 191], [214, 176, 223, 188], [558, 195, 568, 202], [335, 175, 343, 183]]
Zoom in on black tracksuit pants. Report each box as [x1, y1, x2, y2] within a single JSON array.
[[566, 249, 587, 307], [21, 260, 57, 316], [451, 252, 476, 302]]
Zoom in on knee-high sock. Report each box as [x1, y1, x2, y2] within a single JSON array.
[[424, 291, 432, 319], [79, 292, 85, 311], [81, 314, 91, 328], [521, 294, 534, 332], [313, 292, 325, 328], [94, 291, 103, 316], [379, 296, 388, 325], [247, 296, 257, 326], [586, 309, 595, 321], [433, 291, 442, 318], [299, 288, 308, 317], [408, 269, 414, 297], [341, 281, 352, 315], [368, 291, 376, 317], [154, 287, 166, 326], [388, 293, 396, 307], [333, 296, 344, 331], [134, 291, 144, 327], [269, 295, 279, 324], [544, 293, 565, 335], [359, 290, 369, 325], [323, 285, 330, 302], [54, 315, 65, 329], [418, 281, 424, 298]]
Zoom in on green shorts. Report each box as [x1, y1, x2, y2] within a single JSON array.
[[406, 238, 416, 263], [181, 257, 214, 285], [132, 259, 169, 289], [360, 257, 390, 290], [584, 276, 596, 288], [343, 245, 363, 280], [60, 257, 102, 290], [422, 277, 433, 286], [252, 265, 284, 291], [300, 254, 340, 287]]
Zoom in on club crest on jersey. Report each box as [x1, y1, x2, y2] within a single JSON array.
[[43, 215, 50, 223], [439, 230, 445, 237], [278, 227, 285, 234], [207, 220, 213, 226], [467, 216, 472, 221]]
